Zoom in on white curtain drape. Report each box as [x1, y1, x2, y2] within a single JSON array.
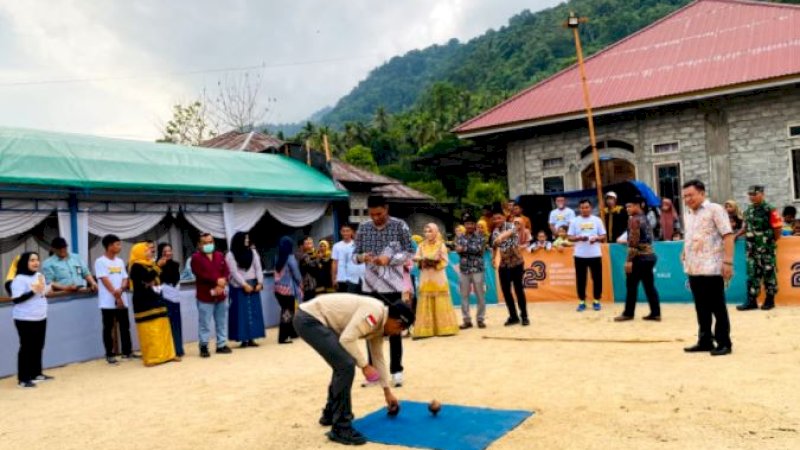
[[85, 203, 170, 239], [263, 201, 328, 227], [222, 202, 269, 241], [183, 208, 226, 239], [57, 210, 89, 264], [0, 200, 60, 239]]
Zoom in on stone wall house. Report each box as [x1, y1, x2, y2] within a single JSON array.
[[455, 0, 800, 213]]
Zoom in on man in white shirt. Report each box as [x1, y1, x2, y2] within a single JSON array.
[[568, 199, 607, 312], [294, 293, 414, 446], [681, 179, 735, 356], [94, 234, 134, 365], [549, 195, 576, 235], [331, 223, 363, 294]]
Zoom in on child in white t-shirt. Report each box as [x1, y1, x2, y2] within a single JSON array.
[[528, 230, 552, 253]]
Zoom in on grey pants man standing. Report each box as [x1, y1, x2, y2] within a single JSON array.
[[459, 272, 486, 328]]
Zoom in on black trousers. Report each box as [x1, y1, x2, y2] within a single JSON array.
[[575, 257, 603, 301], [294, 310, 355, 429], [623, 257, 661, 317], [275, 293, 299, 343], [688, 275, 732, 348], [336, 281, 362, 294], [101, 308, 132, 358], [15, 319, 46, 383], [498, 264, 528, 320], [366, 292, 403, 374]]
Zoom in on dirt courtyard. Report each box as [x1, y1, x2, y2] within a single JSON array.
[[2, 302, 799, 450]]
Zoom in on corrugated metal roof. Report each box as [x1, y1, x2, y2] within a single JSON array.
[[200, 130, 284, 152], [373, 183, 435, 201], [330, 160, 397, 185], [455, 0, 800, 136]]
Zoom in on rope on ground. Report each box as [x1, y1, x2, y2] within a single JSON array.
[[481, 336, 681, 344]]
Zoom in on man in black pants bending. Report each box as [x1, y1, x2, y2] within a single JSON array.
[[354, 195, 413, 387]]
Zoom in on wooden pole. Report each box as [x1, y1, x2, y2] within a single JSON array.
[[570, 18, 605, 222], [322, 134, 332, 162], [305, 139, 311, 166]]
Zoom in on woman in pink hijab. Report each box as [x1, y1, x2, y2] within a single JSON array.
[[659, 198, 681, 241]]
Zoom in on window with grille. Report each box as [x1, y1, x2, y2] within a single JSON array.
[[653, 142, 679, 155], [543, 176, 565, 194], [542, 157, 564, 169]]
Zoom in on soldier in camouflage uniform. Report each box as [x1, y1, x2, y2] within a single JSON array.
[[737, 185, 783, 311]]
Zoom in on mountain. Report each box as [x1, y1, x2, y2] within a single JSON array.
[[320, 0, 800, 128]]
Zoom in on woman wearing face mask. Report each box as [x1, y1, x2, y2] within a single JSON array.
[[10, 252, 54, 388], [226, 232, 265, 348], [157, 243, 184, 357], [412, 223, 459, 339], [129, 242, 179, 366]]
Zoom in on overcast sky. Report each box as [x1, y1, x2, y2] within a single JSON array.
[[0, 0, 562, 140]]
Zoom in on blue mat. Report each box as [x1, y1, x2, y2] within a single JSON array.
[[352, 401, 533, 450]]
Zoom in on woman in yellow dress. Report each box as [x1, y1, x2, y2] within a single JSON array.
[[413, 223, 459, 338], [128, 242, 178, 366]]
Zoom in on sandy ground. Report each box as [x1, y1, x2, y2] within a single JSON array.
[[2, 302, 800, 450]]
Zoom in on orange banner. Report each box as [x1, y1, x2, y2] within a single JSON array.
[[496, 247, 614, 303], [766, 237, 800, 305]]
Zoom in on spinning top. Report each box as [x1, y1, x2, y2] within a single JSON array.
[[428, 400, 441, 416], [387, 403, 400, 417]]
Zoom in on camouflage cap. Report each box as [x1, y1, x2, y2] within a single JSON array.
[[747, 185, 765, 194]]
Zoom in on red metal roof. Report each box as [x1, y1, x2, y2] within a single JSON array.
[[200, 130, 284, 152], [455, 0, 800, 136]]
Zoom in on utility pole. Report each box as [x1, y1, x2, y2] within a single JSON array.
[[566, 12, 605, 222]]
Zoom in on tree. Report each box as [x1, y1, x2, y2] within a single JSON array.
[[409, 179, 450, 203], [342, 145, 379, 173], [463, 176, 507, 208], [158, 100, 216, 146], [206, 71, 275, 132]]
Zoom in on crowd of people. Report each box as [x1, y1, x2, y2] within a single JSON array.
[[3, 184, 798, 445]]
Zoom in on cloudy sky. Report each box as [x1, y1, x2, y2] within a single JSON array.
[[0, 0, 562, 140]]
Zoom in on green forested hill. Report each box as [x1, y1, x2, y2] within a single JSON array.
[[321, 0, 800, 128]]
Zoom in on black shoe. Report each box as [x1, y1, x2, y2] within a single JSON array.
[[18, 381, 36, 388], [216, 346, 233, 354], [106, 356, 119, 365], [684, 343, 715, 353], [761, 303, 775, 311], [477, 321, 486, 329], [248, 340, 260, 347], [33, 374, 55, 383], [614, 315, 634, 322], [504, 318, 520, 326], [200, 346, 211, 358], [642, 315, 661, 321], [459, 322, 473, 330], [239, 341, 250, 348], [710, 346, 732, 356], [521, 318, 530, 326], [319, 410, 333, 427], [736, 303, 758, 311], [121, 354, 140, 360], [278, 339, 294, 344], [327, 427, 367, 446]]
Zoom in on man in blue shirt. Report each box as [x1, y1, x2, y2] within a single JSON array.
[[41, 237, 98, 293]]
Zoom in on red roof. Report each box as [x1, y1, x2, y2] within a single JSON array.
[[456, 0, 800, 136], [200, 130, 284, 152]]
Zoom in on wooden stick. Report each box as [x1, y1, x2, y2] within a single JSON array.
[[482, 336, 678, 344], [323, 134, 332, 162], [305, 139, 311, 166]]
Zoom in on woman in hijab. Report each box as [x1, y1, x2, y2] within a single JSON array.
[[226, 232, 265, 348], [724, 199, 745, 237], [128, 242, 178, 366], [659, 198, 682, 241], [157, 243, 184, 357], [273, 236, 303, 344], [315, 239, 334, 294], [412, 223, 459, 339], [298, 236, 321, 301], [10, 252, 53, 388]]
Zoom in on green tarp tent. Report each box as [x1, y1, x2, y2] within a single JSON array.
[[0, 127, 347, 200]]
